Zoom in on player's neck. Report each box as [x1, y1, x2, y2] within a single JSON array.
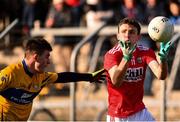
[[24, 58, 36, 74]]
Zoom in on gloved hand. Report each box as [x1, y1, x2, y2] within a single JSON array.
[[119, 40, 137, 61], [90, 69, 106, 83], [158, 41, 172, 61]]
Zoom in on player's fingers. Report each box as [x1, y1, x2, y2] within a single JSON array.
[[120, 41, 124, 47], [99, 74, 106, 77], [95, 76, 106, 83], [162, 41, 172, 53], [129, 44, 137, 53], [99, 77, 106, 82], [96, 79, 105, 83], [100, 76, 106, 80]]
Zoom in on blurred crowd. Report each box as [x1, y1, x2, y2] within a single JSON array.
[[0, 0, 180, 96], [0, 0, 180, 29]]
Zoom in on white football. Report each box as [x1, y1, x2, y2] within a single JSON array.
[[148, 16, 174, 42]]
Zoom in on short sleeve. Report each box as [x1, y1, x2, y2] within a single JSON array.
[[145, 48, 157, 64], [104, 47, 122, 70], [43, 72, 58, 85]]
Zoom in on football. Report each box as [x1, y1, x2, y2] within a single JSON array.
[[148, 16, 174, 42]]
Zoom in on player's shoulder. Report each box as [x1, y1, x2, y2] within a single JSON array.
[[107, 44, 121, 55], [1, 62, 22, 73], [40, 72, 57, 78]]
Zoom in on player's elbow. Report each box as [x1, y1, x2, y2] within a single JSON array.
[[112, 81, 122, 87], [110, 68, 124, 87], [159, 75, 167, 80], [111, 77, 123, 87], [157, 73, 167, 80]]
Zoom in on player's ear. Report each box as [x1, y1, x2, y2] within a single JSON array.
[[116, 33, 120, 40], [34, 53, 39, 61]]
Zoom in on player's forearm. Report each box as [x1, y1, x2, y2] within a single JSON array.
[[158, 60, 168, 80], [55, 72, 92, 83], [111, 58, 129, 87]]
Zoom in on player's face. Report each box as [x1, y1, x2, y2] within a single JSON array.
[[35, 50, 51, 73], [117, 24, 140, 45]]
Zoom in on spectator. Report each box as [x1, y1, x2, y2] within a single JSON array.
[[65, 0, 84, 26], [168, 0, 180, 25], [119, 0, 146, 24], [45, 0, 76, 72], [22, 0, 50, 36], [99, 0, 122, 25], [144, 0, 166, 24], [22, 0, 37, 35]]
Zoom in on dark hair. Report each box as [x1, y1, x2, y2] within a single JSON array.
[[118, 18, 141, 34], [169, 0, 180, 4], [25, 38, 52, 56]]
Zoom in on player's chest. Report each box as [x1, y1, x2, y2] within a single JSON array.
[[124, 55, 146, 81], [128, 55, 145, 67], [13, 76, 44, 92]]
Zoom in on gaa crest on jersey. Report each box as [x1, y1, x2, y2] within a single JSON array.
[[136, 57, 142, 63]]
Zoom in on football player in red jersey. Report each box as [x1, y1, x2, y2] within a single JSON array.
[[104, 17, 171, 121]]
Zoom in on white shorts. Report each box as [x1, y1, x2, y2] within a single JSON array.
[[107, 108, 155, 122]]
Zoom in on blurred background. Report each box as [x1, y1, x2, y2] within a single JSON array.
[[0, 0, 180, 121]]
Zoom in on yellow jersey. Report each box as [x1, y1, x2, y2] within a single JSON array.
[[0, 60, 58, 120]]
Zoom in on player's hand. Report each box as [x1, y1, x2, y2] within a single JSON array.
[[158, 41, 172, 61], [90, 69, 106, 83], [119, 40, 137, 61]]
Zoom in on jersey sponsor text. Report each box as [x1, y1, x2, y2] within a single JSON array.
[[124, 67, 144, 82]]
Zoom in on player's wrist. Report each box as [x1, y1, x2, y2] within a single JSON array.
[[123, 54, 132, 61], [158, 53, 167, 62], [90, 69, 106, 83], [159, 56, 167, 62]]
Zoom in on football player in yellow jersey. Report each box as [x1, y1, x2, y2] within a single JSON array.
[[0, 38, 106, 121]]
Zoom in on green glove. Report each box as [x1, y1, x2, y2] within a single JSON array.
[[119, 40, 137, 61], [158, 41, 172, 61], [90, 69, 106, 83]]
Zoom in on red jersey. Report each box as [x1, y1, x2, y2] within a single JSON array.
[[104, 44, 157, 117]]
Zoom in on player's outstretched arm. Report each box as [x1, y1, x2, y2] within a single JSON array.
[[55, 69, 106, 83]]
